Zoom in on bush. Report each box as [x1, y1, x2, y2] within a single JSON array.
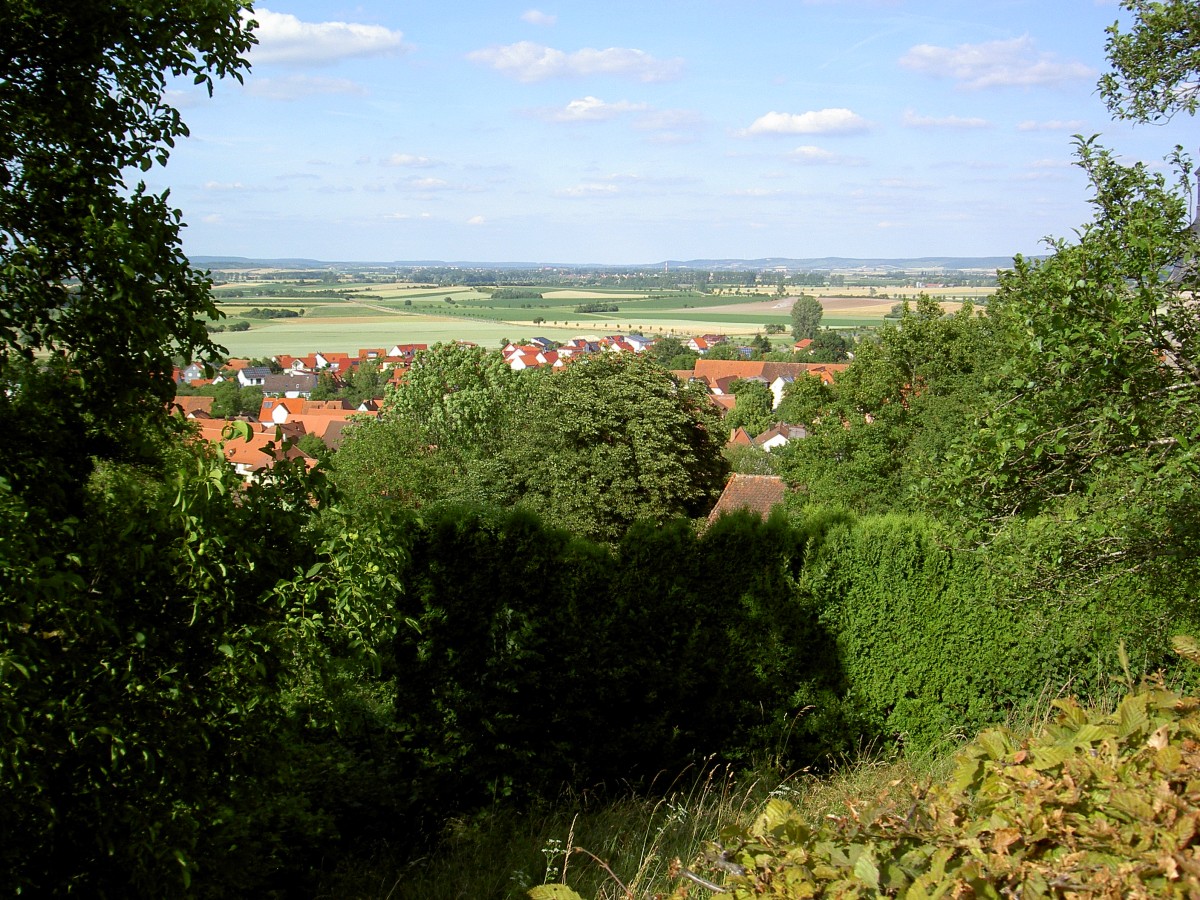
[[701, 670, 1200, 898]]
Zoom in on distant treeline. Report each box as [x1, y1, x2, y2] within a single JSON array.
[[574, 301, 620, 313], [241, 307, 303, 319], [491, 288, 544, 300]]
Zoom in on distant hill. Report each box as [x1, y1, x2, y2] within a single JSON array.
[[190, 255, 1020, 272], [662, 256, 1018, 272]]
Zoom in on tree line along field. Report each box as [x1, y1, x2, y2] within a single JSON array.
[[208, 278, 995, 357]]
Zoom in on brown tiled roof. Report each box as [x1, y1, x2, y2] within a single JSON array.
[[727, 427, 753, 446], [171, 396, 215, 416], [709, 394, 737, 412], [706, 474, 787, 524], [690, 359, 849, 389]]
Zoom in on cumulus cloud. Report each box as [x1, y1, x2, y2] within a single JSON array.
[[901, 109, 989, 128], [383, 153, 439, 167], [537, 96, 648, 122], [1017, 118, 1087, 131], [745, 108, 868, 135], [467, 215, 487, 225], [468, 41, 683, 82], [521, 9, 557, 26], [899, 36, 1094, 89], [250, 8, 407, 65], [244, 75, 367, 101]]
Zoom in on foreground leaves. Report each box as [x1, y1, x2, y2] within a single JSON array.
[[691, 679, 1200, 898]]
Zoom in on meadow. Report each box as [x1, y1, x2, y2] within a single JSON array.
[[207, 280, 994, 357]]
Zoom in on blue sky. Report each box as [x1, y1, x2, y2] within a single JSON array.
[[152, 0, 1198, 264]]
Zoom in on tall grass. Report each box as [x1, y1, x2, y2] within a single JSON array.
[[316, 749, 958, 900]]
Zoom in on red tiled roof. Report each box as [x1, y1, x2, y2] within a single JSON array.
[[706, 474, 788, 524], [727, 427, 753, 446], [171, 396, 215, 416]]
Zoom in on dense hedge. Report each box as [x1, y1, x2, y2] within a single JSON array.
[[286, 501, 1200, 857], [795, 509, 1200, 750]]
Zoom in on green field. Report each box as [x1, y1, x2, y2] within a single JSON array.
[[206, 280, 989, 358]]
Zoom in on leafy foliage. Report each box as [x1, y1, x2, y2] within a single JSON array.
[[0, 0, 255, 480], [0, 445, 322, 894], [790, 294, 823, 341], [694, 677, 1200, 898], [774, 297, 995, 513], [724, 378, 776, 438], [504, 353, 728, 543], [940, 140, 1200, 581], [1101, 0, 1200, 122]]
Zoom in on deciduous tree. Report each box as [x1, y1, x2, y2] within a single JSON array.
[[504, 353, 728, 543], [790, 294, 823, 341]]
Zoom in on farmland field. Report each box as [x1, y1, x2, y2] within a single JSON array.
[[206, 280, 994, 358]]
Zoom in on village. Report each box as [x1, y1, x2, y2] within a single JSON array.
[[172, 333, 848, 478]]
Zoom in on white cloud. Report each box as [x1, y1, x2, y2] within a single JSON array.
[[790, 145, 837, 163], [745, 108, 868, 135], [1017, 118, 1087, 131], [467, 215, 487, 225], [383, 153, 439, 167], [899, 36, 1094, 89], [557, 182, 622, 197], [521, 9, 557, 26], [245, 75, 367, 101], [901, 109, 989, 128], [468, 41, 683, 82], [539, 96, 648, 122], [250, 8, 407, 65], [407, 177, 449, 189], [787, 145, 865, 165]]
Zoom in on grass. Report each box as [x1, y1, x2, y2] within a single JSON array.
[[316, 684, 1079, 900], [201, 279, 994, 359], [315, 750, 958, 900]]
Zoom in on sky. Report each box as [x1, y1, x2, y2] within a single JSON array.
[[150, 0, 1200, 265]]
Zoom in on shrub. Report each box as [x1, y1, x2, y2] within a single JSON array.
[[696, 665, 1200, 897]]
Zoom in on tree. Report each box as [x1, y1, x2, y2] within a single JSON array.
[[940, 138, 1200, 576], [652, 335, 699, 370], [0, 1, 255, 501], [774, 296, 996, 512], [704, 341, 744, 360], [333, 344, 523, 513], [0, 6, 319, 894], [1100, 0, 1200, 121], [724, 378, 775, 437], [504, 353, 728, 543], [807, 328, 850, 362], [750, 332, 773, 355], [790, 294, 823, 341]]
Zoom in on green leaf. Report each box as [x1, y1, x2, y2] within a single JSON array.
[[528, 886, 585, 900]]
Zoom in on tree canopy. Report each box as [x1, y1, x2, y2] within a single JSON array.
[[504, 353, 728, 542], [1101, 0, 1200, 121], [790, 294, 823, 341], [1, 0, 255, 503]]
